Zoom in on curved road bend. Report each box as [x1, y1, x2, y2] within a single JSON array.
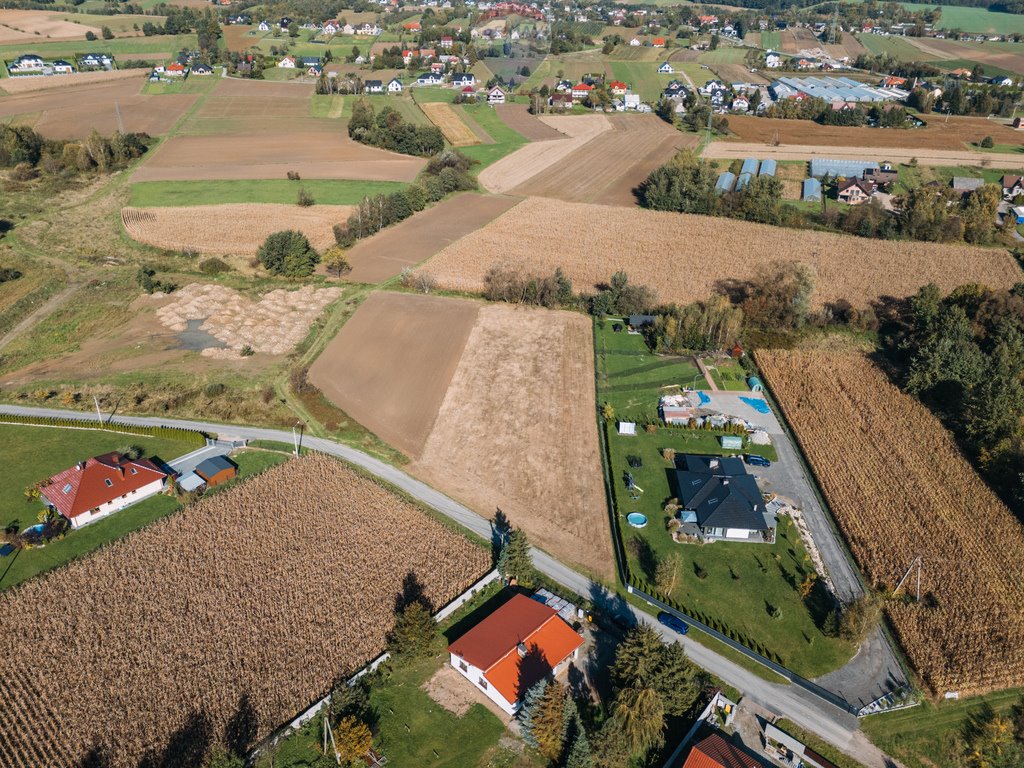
[[0, 405, 901, 768]]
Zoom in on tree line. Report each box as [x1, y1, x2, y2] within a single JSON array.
[[0, 125, 148, 177], [347, 98, 444, 157]]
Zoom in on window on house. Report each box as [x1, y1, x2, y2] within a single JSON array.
[[130, 468, 138, 475], [62, 483, 72, 494], [459, 661, 468, 672], [104, 479, 113, 487], [478, 678, 488, 690]]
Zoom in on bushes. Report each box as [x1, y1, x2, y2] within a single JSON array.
[[136, 266, 177, 295], [347, 99, 444, 157], [0, 268, 21, 284], [256, 230, 320, 277], [199, 258, 231, 275], [296, 187, 314, 207], [0, 412, 207, 446], [0, 125, 148, 176]]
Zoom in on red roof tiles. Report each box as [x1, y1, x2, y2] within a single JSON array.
[[682, 733, 763, 768], [40, 452, 167, 520]]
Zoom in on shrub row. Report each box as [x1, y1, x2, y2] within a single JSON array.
[[0, 413, 208, 447]]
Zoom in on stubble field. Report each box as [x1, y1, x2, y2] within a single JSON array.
[[0, 9, 101, 42], [0, 455, 489, 767], [418, 197, 1021, 308], [122, 203, 353, 254], [904, 36, 1024, 76], [420, 101, 480, 147], [757, 350, 1024, 695], [0, 68, 142, 94], [494, 103, 565, 141], [779, 26, 821, 53]]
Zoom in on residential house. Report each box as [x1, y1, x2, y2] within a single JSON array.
[[415, 72, 444, 85], [300, 56, 320, 68], [697, 14, 718, 26], [323, 20, 339, 35], [459, 85, 477, 99], [191, 62, 213, 75], [658, 61, 674, 74], [365, 79, 384, 93], [79, 53, 112, 69], [765, 50, 782, 68], [991, 76, 1014, 87], [629, 37, 641, 46], [487, 85, 506, 104], [683, 732, 762, 768], [863, 163, 898, 187], [837, 177, 875, 204], [420, 48, 437, 60], [731, 96, 749, 112], [440, 35, 454, 48], [195, 456, 237, 487], [550, 92, 573, 110], [451, 72, 475, 88], [356, 23, 382, 35], [570, 82, 592, 101], [447, 593, 584, 715], [342, 23, 355, 35], [554, 79, 573, 92], [166, 62, 186, 76], [652, 37, 665, 47], [623, 93, 641, 110], [671, 455, 776, 543], [9, 54, 45, 72], [51, 60, 74, 74], [278, 55, 296, 68], [1001, 174, 1023, 199], [608, 80, 628, 96], [387, 77, 404, 93], [258, 20, 270, 31], [430, 61, 445, 74], [404, 21, 422, 31], [39, 452, 169, 530], [881, 75, 907, 88]]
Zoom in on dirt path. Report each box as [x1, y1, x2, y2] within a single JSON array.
[[0, 281, 80, 354], [704, 141, 1024, 168], [695, 356, 718, 391]]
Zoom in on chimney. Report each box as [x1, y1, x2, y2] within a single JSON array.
[[710, 458, 719, 469], [517, 642, 527, 658], [722, 478, 729, 486]]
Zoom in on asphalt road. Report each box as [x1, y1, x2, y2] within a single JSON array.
[[0, 405, 902, 768]]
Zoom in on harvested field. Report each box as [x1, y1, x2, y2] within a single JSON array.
[[721, 114, 1023, 151], [705, 141, 1024, 169], [0, 78, 193, 139], [712, 64, 769, 85], [779, 27, 820, 53], [122, 203, 352, 254], [308, 291, 480, 458], [495, 103, 565, 141], [510, 113, 695, 206], [156, 283, 342, 356], [904, 36, 1024, 75], [0, 10, 100, 42], [824, 35, 867, 59], [417, 197, 1021, 307], [342, 192, 520, 284], [181, 78, 320, 135], [410, 303, 613, 581], [131, 131, 426, 182], [757, 350, 1024, 695], [420, 101, 480, 146], [478, 114, 611, 194], [0, 455, 488, 767], [0, 68, 141, 95]]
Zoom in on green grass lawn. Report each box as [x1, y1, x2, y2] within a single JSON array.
[[698, 47, 749, 65], [128, 179, 407, 207], [310, 93, 346, 118], [899, 2, 1024, 33], [855, 33, 936, 62], [933, 57, 1018, 79], [457, 102, 529, 170], [0, 424, 195, 589], [862, 688, 1024, 768], [760, 31, 781, 50], [0, 34, 198, 58], [609, 60, 675, 102], [702, 356, 749, 391], [142, 77, 219, 95], [595, 321, 854, 678]]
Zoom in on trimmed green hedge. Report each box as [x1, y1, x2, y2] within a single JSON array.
[[0, 413, 208, 446]]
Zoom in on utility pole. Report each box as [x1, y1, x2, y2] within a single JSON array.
[[93, 396, 103, 426], [292, 420, 305, 456]]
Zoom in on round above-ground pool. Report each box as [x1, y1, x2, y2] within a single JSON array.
[[626, 512, 648, 528]]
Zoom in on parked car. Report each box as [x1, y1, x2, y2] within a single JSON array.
[[745, 454, 771, 467], [657, 612, 688, 635]]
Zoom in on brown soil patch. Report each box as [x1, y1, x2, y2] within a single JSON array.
[[0, 68, 141, 95], [0, 10, 100, 42], [342, 193, 521, 284], [905, 37, 1024, 74], [308, 291, 480, 458], [0, 78, 194, 139], [510, 113, 697, 206], [825, 35, 867, 59], [223, 24, 260, 52], [479, 114, 611, 194], [156, 283, 342, 356], [423, 665, 511, 723], [723, 113, 1023, 151], [418, 196, 1021, 308], [668, 49, 701, 62], [122, 203, 352, 254], [421, 101, 480, 146], [706, 141, 1024, 168], [780, 27, 819, 53], [495, 103, 565, 141], [410, 303, 613, 581], [131, 131, 426, 182], [712, 64, 769, 85]]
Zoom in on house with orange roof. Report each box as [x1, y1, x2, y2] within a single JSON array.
[[682, 732, 762, 768], [571, 82, 593, 101], [608, 80, 628, 95], [39, 452, 169, 530], [447, 593, 584, 715], [652, 37, 666, 47], [403, 20, 421, 31]]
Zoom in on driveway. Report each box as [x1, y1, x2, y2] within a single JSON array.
[[167, 442, 232, 476]]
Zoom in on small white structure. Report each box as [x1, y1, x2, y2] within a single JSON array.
[[387, 77, 403, 93], [618, 421, 637, 436], [658, 62, 674, 73], [278, 56, 296, 68]]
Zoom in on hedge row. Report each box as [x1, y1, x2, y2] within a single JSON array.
[[0, 413, 208, 446]]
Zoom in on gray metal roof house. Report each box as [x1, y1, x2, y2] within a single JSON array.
[[672, 455, 775, 543], [802, 178, 822, 201]]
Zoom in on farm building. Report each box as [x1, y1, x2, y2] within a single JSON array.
[[740, 158, 760, 177], [671, 455, 776, 544], [715, 172, 736, 194], [39, 452, 169, 530], [735, 172, 753, 192], [809, 158, 879, 179], [195, 456, 237, 487], [802, 178, 822, 201], [758, 159, 776, 177], [683, 732, 762, 768], [769, 76, 903, 104], [763, 723, 841, 768], [447, 594, 584, 715]]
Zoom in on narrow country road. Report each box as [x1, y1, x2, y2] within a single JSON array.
[[0, 405, 902, 768]]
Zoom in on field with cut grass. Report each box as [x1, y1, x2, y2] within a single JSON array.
[[856, 33, 937, 62], [758, 349, 1024, 695], [420, 101, 480, 146], [418, 197, 1022, 308], [0, 454, 489, 767], [900, 2, 1024, 34], [128, 179, 405, 207]]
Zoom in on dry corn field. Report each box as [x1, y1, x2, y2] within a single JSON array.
[[418, 198, 1022, 308], [0, 455, 489, 767], [122, 203, 353, 254], [420, 102, 480, 147], [757, 350, 1024, 695]]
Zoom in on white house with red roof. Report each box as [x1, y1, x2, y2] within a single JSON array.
[[39, 452, 169, 529], [571, 82, 592, 101], [608, 80, 628, 96], [447, 593, 584, 715]]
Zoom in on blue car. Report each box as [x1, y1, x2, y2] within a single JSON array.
[[745, 454, 771, 467], [658, 612, 689, 635]]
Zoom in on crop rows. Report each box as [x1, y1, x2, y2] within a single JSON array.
[[758, 350, 1024, 695], [419, 197, 1021, 308], [420, 102, 480, 147], [0, 455, 489, 766]]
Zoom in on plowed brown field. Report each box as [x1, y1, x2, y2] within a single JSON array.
[[0, 9, 100, 42], [758, 349, 1024, 695], [905, 36, 1024, 75], [308, 291, 481, 458], [510, 114, 696, 206], [722, 113, 1022, 150], [417, 197, 1021, 307], [0, 78, 195, 139], [495, 103, 565, 141], [410, 303, 612, 581], [122, 204, 353, 254], [780, 27, 820, 53], [0, 68, 141, 94]]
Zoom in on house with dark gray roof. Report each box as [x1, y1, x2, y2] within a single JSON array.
[[672, 455, 775, 543]]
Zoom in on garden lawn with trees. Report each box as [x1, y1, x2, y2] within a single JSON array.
[[596, 322, 858, 678]]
